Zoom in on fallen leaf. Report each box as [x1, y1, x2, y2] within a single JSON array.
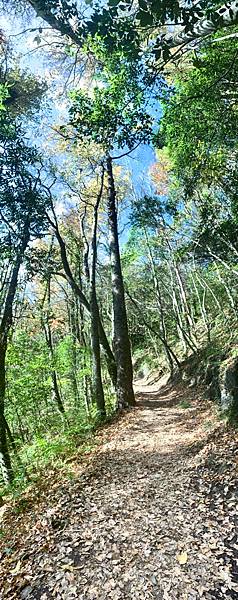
[[10, 560, 22, 575], [176, 551, 188, 565], [61, 563, 75, 572]]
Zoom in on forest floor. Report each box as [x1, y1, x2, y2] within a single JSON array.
[[1, 374, 238, 600]]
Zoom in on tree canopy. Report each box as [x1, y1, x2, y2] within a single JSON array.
[[0, 0, 237, 491]]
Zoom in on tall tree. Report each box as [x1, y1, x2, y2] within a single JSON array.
[[89, 169, 106, 415], [0, 119, 49, 482], [67, 50, 156, 407], [46, 206, 117, 389]]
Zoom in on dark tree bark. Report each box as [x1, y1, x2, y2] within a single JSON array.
[[47, 213, 117, 387], [67, 294, 81, 406], [0, 231, 29, 484], [89, 171, 106, 416], [106, 156, 135, 408], [77, 297, 92, 413], [41, 277, 66, 416], [0, 345, 12, 484], [28, 0, 83, 45], [80, 207, 90, 282]]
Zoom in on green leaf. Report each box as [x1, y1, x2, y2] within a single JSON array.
[[138, 0, 148, 11], [137, 10, 154, 26]]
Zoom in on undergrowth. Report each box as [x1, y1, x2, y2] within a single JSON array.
[[0, 400, 116, 501]]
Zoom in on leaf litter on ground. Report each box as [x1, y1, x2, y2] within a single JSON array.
[[0, 374, 238, 599]]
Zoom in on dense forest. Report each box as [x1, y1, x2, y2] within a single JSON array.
[[0, 1, 238, 598], [0, 0, 237, 486]]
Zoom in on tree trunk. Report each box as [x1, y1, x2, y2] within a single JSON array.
[[162, 1, 238, 49], [190, 268, 211, 343], [50, 219, 117, 387], [0, 230, 29, 484], [68, 295, 81, 407], [0, 344, 13, 484], [143, 229, 177, 374], [165, 237, 196, 339], [77, 297, 91, 414], [126, 290, 180, 369], [106, 156, 135, 408], [215, 262, 236, 314], [167, 261, 197, 354], [173, 261, 196, 335], [90, 295, 106, 415], [28, 0, 238, 52], [89, 171, 106, 417], [28, 0, 83, 45], [42, 278, 65, 416]]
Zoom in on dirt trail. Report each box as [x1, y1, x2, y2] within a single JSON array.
[[1, 375, 238, 600]]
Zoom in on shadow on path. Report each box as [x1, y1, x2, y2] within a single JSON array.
[[135, 379, 194, 410]]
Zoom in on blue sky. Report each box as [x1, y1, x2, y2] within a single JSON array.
[[0, 7, 161, 244]]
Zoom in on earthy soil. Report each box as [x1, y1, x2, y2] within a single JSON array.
[[1, 375, 238, 600]]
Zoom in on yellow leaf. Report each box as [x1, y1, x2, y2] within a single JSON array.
[[61, 564, 74, 572], [176, 551, 188, 565], [10, 560, 22, 575]]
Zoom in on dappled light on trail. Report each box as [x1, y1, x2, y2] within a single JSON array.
[[1, 375, 238, 599]]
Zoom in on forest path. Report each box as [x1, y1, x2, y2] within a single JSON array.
[[1, 375, 238, 600]]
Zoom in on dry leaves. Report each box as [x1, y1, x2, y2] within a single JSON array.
[[0, 377, 238, 599]]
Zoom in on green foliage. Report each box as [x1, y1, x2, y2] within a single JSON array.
[[0, 46, 47, 119], [0, 424, 97, 498], [1, 67, 47, 118], [6, 0, 231, 63], [1, 0, 238, 495], [102, 0, 219, 27], [21, 432, 81, 472], [0, 119, 50, 253], [124, 174, 238, 378], [68, 52, 154, 152], [6, 330, 52, 441], [158, 36, 238, 197], [131, 194, 177, 230], [179, 400, 191, 409], [0, 84, 10, 111], [5, 324, 92, 443], [83, 0, 228, 59]]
